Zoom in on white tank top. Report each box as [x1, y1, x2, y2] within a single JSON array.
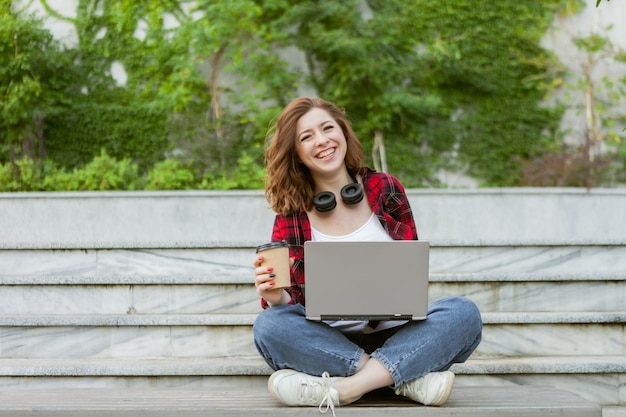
[[311, 213, 392, 242]]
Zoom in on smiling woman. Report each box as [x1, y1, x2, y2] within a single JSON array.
[[264, 98, 366, 216], [252, 97, 483, 415]]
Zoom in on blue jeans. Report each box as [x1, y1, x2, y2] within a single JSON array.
[[253, 296, 482, 388]]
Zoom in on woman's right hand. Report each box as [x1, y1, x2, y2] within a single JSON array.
[[253, 255, 288, 306]]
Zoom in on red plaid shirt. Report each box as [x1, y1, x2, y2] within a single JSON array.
[[261, 167, 418, 309]]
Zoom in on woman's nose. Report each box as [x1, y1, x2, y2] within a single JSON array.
[[314, 130, 329, 145]]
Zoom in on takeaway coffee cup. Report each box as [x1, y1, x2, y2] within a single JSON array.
[[256, 241, 290, 289]]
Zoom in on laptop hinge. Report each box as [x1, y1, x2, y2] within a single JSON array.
[[319, 314, 413, 321]]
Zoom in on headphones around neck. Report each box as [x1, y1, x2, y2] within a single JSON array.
[[313, 182, 364, 212]]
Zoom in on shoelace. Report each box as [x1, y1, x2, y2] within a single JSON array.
[[397, 377, 426, 399], [297, 371, 337, 417]]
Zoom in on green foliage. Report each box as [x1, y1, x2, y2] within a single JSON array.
[[0, 1, 70, 162], [44, 102, 169, 171], [568, 30, 626, 145], [0, 152, 267, 191], [201, 152, 266, 190], [432, 0, 571, 185], [0, 150, 141, 191], [288, 0, 447, 183], [60, 149, 141, 191], [36, 0, 182, 169], [165, 0, 299, 176], [289, 0, 574, 186], [34, 0, 298, 180], [5, 0, 624, 191], [145, 159, 196, 190], [0, 158, 45, 192], [522, 23, 626, 188]]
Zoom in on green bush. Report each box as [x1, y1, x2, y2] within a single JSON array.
[[0, 151, 268, 192], [0, 159, 46, 192], [72, 149, 141, 191], [145, 160, 196, 190], [38, 149, 141, 191], [44, 103, 169, 172], [201, 152, 266, 190]]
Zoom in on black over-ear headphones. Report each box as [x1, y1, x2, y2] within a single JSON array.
[[313, 182, 364, 212]]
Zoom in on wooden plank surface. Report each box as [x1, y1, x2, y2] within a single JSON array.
[[0, 385, 601, 417]]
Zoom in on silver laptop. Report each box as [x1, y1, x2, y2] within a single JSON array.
[[304, 241, 429, 321]]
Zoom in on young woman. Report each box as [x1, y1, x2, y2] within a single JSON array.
[[253, 97, 482, 415]]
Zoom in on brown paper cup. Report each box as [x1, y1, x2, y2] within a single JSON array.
[[256, 241, 290, 289]]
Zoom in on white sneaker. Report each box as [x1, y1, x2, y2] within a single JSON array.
[[395, 371, 455, 406], [268, 369, 341, 415]]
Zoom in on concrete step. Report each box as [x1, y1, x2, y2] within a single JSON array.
[[1, 189, 625, 247], [1, 312, 623, 359], [1, 272, 624, 314], [431, 272, 626, 313], [1, 188, 624, 412], [2, 244, 624, 278], [0, 280, 261, 315], [0, 356, 621, 408], [604, 407, 626, 417], [1, 276, 623, 315], [1, 246, 623, 316], [0, 385, 602, 417], [1, 355, 623, 378]]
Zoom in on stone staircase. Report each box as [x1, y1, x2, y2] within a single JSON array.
[[0, 189, 624, 416]]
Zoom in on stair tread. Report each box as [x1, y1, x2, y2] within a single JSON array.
[[0, 355, 623, 376], [2, 239, 625, 249], [603, 407, 626, 417], [1, 311, 624, 326], [0, 356, 271, 376], [0, 385, 601, 416], [0, 313, 258, 326], [2, 271, 624, 284]]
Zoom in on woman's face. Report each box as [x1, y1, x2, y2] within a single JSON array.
[[295, 107, 347, 177]]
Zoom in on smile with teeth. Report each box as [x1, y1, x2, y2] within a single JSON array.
[[316, 148, 336, 159]]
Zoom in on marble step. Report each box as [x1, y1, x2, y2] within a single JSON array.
[[604, 407, 626, 417], [2, 355, 623, 378], [0, 273, 623, 315], [1, 244, 624, 279], [430, 273, 625, 313], [0, 355, 622, 407], [0, 385, 603, 417], [2, 188, 625, 247], [1, 312, 624, 359]]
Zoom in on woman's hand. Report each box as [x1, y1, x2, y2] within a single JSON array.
[[253, 255, 293, 306]]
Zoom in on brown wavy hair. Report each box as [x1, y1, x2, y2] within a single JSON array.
[[265, 97, 365, 215]]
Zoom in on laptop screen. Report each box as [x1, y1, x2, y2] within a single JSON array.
[[304, 241, 429, 321]]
